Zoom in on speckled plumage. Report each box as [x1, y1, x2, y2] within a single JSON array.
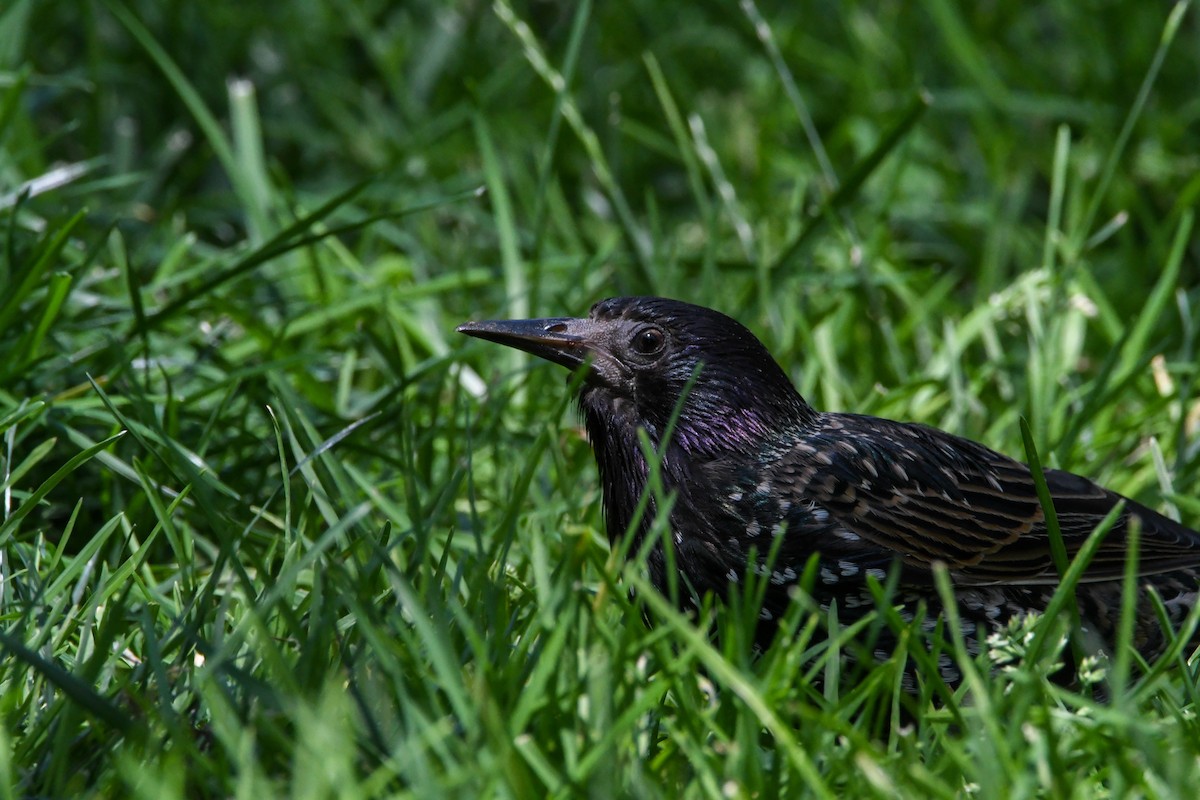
[[459, 297, 1200, 667]]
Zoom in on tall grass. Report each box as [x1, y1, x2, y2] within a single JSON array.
[[1, 0, 1198, 795]]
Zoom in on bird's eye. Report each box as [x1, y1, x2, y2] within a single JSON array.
[[631, 326, 666, 356]]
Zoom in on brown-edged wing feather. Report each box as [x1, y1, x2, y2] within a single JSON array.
[[786, 413, 1200, 586]]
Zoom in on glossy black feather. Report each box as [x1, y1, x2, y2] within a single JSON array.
[[459, 296, 1200, 664]]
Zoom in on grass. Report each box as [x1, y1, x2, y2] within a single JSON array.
[[3, 0, 1200, 796]]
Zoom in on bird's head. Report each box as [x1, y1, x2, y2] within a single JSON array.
[[458, 297, 816, 456]]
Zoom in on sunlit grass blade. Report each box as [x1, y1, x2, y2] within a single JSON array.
[[0, 431, 125, 544]]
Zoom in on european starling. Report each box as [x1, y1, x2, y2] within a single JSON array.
[[458, 297, 1200, 671]]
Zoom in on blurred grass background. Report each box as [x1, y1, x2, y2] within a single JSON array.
[[2, 0, 1200, 796]]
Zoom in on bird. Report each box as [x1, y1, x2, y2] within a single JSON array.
[[458, 296, 1200, 678]]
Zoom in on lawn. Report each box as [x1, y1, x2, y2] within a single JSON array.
[[3, 0, 1200, 796]]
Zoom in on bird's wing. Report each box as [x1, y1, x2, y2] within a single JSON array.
[[781, 414, 1200, 586]]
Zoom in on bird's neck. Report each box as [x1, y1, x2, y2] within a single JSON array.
[[579, 396, 655, 544], [579, 389, 817, 545], [670, 402, 816, 459]]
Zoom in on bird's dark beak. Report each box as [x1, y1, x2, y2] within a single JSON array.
[[456, 316, 592, 370]]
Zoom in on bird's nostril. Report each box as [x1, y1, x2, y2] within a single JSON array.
[[545, 322, 569, 334]]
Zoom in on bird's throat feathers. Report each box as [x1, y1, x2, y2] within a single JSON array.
[[577, 373, 815, 541], [578, 376, 813, 462]]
